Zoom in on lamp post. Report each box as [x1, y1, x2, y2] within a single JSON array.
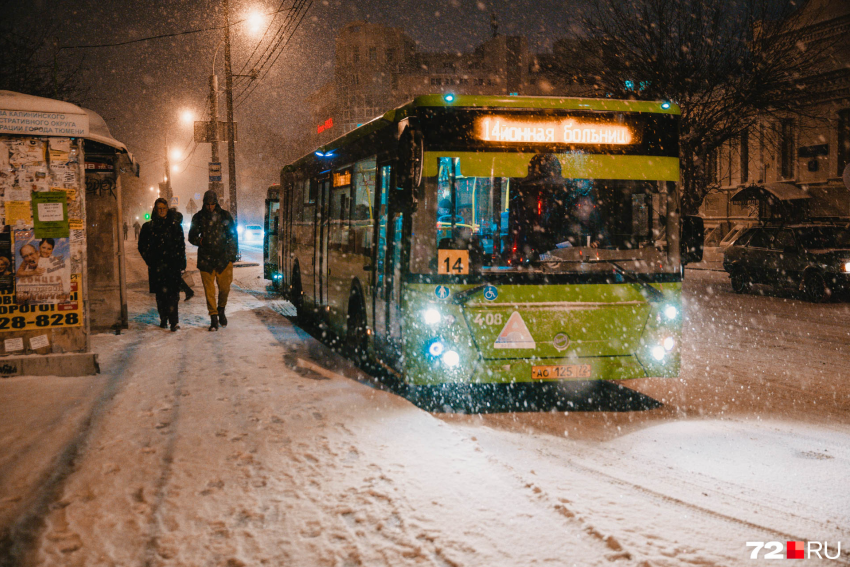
[[223, 0, 237, 224]]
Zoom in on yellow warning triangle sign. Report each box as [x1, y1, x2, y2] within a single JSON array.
[[493, 311, 536, 349]]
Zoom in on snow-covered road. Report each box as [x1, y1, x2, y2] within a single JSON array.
[[1, 248, 848, 566]]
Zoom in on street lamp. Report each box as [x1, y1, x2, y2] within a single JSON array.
[[207, 2, 264, 222]]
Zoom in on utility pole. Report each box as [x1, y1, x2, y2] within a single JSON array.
[[208, 74, 223, 200], [223, 0, 238, 224], [163, 137, 173, 202]]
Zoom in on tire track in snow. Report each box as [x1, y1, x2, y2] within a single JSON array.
[[0, 332, 148, 567], [140, 337, 191, 567]]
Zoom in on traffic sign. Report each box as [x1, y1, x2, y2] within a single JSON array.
[[170, 196, 179, 207], [209, 162, 222, 182]]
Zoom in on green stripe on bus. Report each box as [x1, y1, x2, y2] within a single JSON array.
[[409, 95, 681, 115], [423, 152, 679, 181]]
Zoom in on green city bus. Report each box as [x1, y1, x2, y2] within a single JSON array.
[[266, 94, 703, 389]]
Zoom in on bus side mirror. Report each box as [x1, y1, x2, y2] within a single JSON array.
[[681, 215, 704, 265]]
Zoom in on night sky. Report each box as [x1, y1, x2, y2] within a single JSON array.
[[8, 0, 582, 221]]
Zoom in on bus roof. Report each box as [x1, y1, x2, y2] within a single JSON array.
[[282, 95, 680, 174]]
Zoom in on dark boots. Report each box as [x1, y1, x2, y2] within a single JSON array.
[[219, 307, 227, 327], [209, 314, 219, 332]]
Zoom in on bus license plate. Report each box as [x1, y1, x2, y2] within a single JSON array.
[[531, 365, 592, 380]]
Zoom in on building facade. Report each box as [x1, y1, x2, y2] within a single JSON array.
[[700, 0, 850, 244], [304, 21, 575, 154]]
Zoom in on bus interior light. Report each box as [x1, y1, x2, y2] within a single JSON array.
[[442, 350, 460, 367], [663, 305, 678, 320], [422, 308, 442, 326]]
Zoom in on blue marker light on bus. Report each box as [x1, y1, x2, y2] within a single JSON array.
[[661, 101, 671, 109], [443, 93, 455, 103]]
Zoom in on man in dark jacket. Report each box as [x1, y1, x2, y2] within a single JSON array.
[[139, 198, 187, 331], [189, 190, 238, 331]]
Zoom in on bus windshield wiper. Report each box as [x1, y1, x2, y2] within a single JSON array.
[[532, 257, 665, 301], [602, 261, 665, 302], [451, 283, 488, 305]]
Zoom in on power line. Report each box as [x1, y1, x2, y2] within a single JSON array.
[[59, 6, 294, 50], [235, 0, 313, 107]]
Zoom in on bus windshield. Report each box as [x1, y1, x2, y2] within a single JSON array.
[[411, 154, 675, 275]]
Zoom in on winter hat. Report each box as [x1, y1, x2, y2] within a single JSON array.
[[203, 190, 219, 205]]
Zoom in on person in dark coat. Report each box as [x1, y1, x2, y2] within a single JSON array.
[[169, 208, 195, 302], [139, 198, 187, 331], [188, 190, 238, 331]]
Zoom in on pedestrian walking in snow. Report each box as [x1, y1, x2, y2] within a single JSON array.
[[169, 208, 195, 302], [139, 198, 187, 332], [188, 190, 238, 331], [133, 220, 141, 240], [123, 221, 128, 240]]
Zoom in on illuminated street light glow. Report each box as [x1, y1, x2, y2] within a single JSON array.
[[180, 109, 194, 125], [247, 10, 266, 35], [169, 148, 183, 161]]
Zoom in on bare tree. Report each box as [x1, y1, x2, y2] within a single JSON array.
[[0, 12, 88, 103], [559, 0, 834, 214]]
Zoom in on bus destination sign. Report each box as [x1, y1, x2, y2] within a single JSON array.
[[476, 116, 635, 145]]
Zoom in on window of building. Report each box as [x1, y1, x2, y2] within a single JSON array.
[[369, 47, 377, 62], [839, 109, 850, 176], [352, 47, 359, 64], [780, 119, 794, 179], [386, 48, 395, 63], [740, 129, 749, 184], [707, 148, 718, 184], [431, 78, 442, 86]]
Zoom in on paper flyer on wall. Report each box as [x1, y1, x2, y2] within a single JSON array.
[[14, 229, 73, 306], [32, 191, 69, 238]]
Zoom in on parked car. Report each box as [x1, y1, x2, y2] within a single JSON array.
[[243, 224, 264, 243], [722, 223, 850, 302]]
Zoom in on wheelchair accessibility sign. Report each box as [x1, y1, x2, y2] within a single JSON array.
[[483, 285, 498, 301]]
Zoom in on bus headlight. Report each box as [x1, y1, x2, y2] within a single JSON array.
[[428, 340, 445, 357], [422, 308, 442, 326], [442, 350, 460, 367], [651, 345, 666, 361], [663, 305, 678, 320], [663, 336, 675, 351]]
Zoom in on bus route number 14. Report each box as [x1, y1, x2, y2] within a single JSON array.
[[438, 250, 469, 275]]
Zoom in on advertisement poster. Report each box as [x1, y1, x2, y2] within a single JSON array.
[[32, 191, 69, 238], [14, 229, 72, 305]]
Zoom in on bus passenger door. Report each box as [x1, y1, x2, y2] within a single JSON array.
[[373, 164, 392, 348], [263, 192, 280, 281], [316, 177, 331, 307]]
